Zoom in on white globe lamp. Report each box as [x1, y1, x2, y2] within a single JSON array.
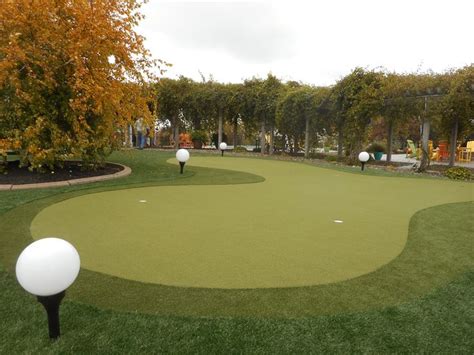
[[176, 149, 190, 174], [219, 142, 227, 156], [358, 151, 370, 171], [16, 238, 80, 339]]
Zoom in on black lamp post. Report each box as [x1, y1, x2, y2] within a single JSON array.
[[176, 149, 190, 174], [219, 142, 227, 156], [358, 151, 370, 171], [16, 238, 81, 340]]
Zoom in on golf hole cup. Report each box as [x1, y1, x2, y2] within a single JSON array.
[[358, 151, 370, 171], [176, 148, 190, 174], [219, 142, 227, 156], [16, 238, 80, 340]]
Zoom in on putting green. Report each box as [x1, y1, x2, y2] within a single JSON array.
[[30, 157, 472, 289]]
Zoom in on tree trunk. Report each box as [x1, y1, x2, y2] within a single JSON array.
[[260, 120, 265, 155], [304, 116, 310, 158], [233, 118, 238, 147], [349, 140, 363, 165], [128, 124, 133, 148], [418, 116, 431, 172], [387, 121, 394, 162], [448, 118, 459, 167], [269, 124, 275, 155], [194, 118, 201, 130], [218, 110, 223, 147], [337, 129, 343, 157], [418, 97, 432, 172], [173, 116, 180, 149]]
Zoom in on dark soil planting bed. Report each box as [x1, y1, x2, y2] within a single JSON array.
[[0, 161, 123, 185]]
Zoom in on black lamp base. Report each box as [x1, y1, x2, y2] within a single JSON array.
[[37, 290, 65, 340]]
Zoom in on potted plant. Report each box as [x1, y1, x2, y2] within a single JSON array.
[[190, 130, 208, 149], [366, 142, 386, 161]]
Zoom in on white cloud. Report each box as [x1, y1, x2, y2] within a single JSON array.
[[138, 0, 474, 85], [153, 2, 295, 63]]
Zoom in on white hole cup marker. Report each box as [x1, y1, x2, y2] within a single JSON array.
[[15, 238, 80, 340], [358, 151, 370, 171], [219, 142, 227, 156], [176, 149, 190, 174]]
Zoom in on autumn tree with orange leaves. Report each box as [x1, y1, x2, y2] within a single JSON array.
[[0, 0, 163, 170]]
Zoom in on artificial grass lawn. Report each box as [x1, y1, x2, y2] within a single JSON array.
[[30, 157, 471, 291], [0, 150, 473, 353]]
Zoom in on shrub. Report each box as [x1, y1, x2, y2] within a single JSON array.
[[158, 129, 172, 147], [190, 130, 208, 142], [309, 152, 326, 160], [325, 155, 347, 163], [444, 167, 472, 180], [366, 142, 386, 153], [0, 150, 6, 174], [233, 146, 247, 153]]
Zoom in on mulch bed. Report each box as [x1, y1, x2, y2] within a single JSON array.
[[366, 160, 412, 167], [362, 160, 473, 175], [425, 164, 474, 173], [0, 161, 124, 185]]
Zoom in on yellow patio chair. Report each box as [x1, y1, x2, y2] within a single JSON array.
[[458, 141, 474, 162], [467, 141, 474, 152], [406, 139, 417, 158]]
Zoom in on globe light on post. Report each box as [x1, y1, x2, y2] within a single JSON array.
[[16, 238, 80, 340], [176, 148, 190, 174], [358, 151, 370, 171], [219, 142, 227, 157]]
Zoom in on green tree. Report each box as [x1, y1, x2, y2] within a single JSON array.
[[330, 68, 383, 162], [277, 86, 329, 156], [155, 77, 193, 148], [411, 73, 448, 171], [240, 78, 261, 147], [226, 83, 245, 147], [184, 80, 216, 136], [255, 74, 283, 155], [438, 66, 474, 167], [195, 81, 229, 148], [380, 73, 419, 161]]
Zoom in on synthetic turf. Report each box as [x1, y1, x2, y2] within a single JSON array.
[[29, 157, 472, 289]]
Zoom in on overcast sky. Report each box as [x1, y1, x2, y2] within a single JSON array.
[[137, 0, 473, 86]]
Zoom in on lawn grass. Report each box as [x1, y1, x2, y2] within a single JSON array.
[[0, 149, 473, 353]]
